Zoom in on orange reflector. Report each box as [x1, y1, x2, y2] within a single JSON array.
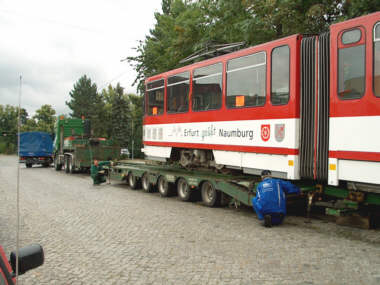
[[235, 96, 245, 107], [329, 164, 336, 170], [152, 107, 158, 115], [288, 160, 294, 166]]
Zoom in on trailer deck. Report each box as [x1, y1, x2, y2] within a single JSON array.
[[108, 160, 311, 207]]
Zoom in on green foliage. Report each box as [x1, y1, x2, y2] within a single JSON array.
[[110, 83, 131, 147], [341, 0, 380, 19], [31, 104, 56, 133], [128, 94, 144, 158], [128, 0, 206, 93], [0, 104, 57, 153], [0, 105, 26, 153], [128, 0, 379, 92], [66, 75, 105, 137], [97, 83, 144, 158]]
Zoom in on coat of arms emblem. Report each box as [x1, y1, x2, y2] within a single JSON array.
[[275, 124, 285, 142]]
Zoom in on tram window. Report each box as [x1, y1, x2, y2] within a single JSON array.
[[226, 52, 266, 108], [167, 72, 190, 113], [338, 46, 365, 100], [374, 22, 380, 97], [271, 45, 290, 105], [146, 79, 165, 115], [192, 63, 222, 111], [342, 29, 361, 45]]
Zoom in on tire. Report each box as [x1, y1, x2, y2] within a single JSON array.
[[201, 181, 220, 207], [54, 156, 62, 171], [65, 157, 70, 173], [177, 178, 192, 201], [128, 172, 139, 189], [141, 173, 153, 192], [26, 163, 32, 168], [158, 176, 172, 197], [69, 157, 74, 174]]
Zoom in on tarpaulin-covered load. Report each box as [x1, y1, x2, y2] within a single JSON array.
[[20, 132, 53, 157]]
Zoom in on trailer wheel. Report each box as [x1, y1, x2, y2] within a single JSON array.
[[201, 181, 220, 207], [54, 157, 62, 171], [142, 173, 153, 192], [26, 163, 32, 168], [128, 172, 139, 190], [158, 176, 172, 197], [177, 178, 192, 201]]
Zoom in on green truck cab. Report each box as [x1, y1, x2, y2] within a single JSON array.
[[53, 116, 120, 173]]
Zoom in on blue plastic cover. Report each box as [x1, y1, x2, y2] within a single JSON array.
[[252, 178, 300, 220], [19, 132, 53, 157]]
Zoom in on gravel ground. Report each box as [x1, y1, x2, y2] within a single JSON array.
[[0, 155, 379, 285]]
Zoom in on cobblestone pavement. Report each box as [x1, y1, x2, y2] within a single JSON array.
[[0, 155, 379, 285]]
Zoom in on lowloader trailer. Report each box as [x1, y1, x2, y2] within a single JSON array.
[[92, 160, 380, 228]]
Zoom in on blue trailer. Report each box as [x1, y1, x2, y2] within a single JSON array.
[[19, 132, 53, 168]]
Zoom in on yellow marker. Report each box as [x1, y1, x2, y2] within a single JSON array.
[[329, 164, 336, 170], [288, 160, 294, 166]]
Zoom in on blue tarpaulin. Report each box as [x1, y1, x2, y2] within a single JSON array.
[[19, 132, 53, 157]]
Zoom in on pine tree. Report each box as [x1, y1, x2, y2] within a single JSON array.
[[66, 75, 105, 137], [110, 83, 131, 148]]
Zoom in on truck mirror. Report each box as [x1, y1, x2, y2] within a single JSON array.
[[10, 244, 44, 275]]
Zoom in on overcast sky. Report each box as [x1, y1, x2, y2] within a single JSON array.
[[0, 0, 162, 116]]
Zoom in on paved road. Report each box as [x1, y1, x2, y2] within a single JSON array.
[[0, 155, 379, 285]]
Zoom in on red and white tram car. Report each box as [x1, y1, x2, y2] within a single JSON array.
[[143, 12, 380, 190]]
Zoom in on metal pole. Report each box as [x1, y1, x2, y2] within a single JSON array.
[[16, 75, 22, 283]]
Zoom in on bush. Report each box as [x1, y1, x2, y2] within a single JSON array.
[[0, 141, 16, 154]]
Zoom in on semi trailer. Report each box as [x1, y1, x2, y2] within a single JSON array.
[[53, 116, 120, 173]]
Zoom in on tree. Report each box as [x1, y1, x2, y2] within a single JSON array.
[[128, 0, 206, 93], [110, 83, 131, 148], [0, 105, 28, 153], [101, 84, 118, 139], [101, 83, 133, 147], [32, 104, 56, 133], [66, 75, 105, 137], [130, 0, 380, 93], [341, 0, 380, 19], [129, 94, 144, 158]]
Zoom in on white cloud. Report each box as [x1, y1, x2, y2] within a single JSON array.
[[0, 0, 162, 115]]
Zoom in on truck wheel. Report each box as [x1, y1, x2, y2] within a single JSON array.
[[69, 158, 74, 174], [158, 176, 172, 197], [26, 163, 32, 168], [142, 173, 153, 192], [54, 157, 62, 171], [177, 178, 192, 201], [128, 172, 139, 189], [201, 181, 220, 207], [65, 157, 70, 173]]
